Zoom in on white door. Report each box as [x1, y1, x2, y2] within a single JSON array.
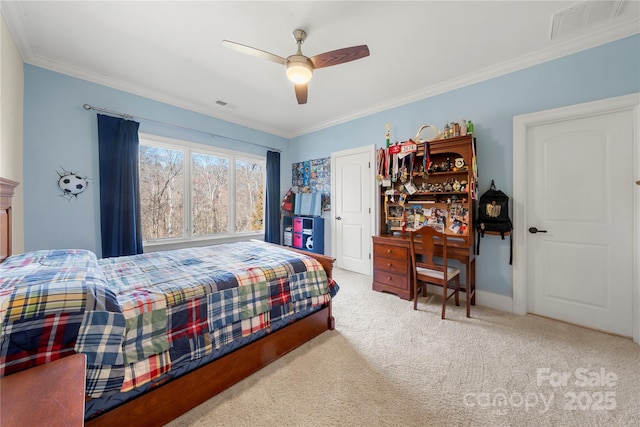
[[525, 109, 634, 336], [332, 146, 375, 275]]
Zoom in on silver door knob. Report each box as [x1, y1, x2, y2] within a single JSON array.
[[335, 216, 342, 220]]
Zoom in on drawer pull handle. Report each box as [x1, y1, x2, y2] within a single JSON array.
[[386, 249, 391, 253], [386, 262, 391, 267], [387, 276, 392, 281]]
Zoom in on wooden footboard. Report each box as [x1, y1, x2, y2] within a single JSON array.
[[283, 246, 335, 280], [258, 240, 335, 280], [87, 304, 334, 427]]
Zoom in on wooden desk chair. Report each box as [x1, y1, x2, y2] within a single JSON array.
[[409, 225, 461, 319]]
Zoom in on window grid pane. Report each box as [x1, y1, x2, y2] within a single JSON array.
[[235, 159, 265, 232], [139, 145, 185, 241], [192, 153, 229, 236]]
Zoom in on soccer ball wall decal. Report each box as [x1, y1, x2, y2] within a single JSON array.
[[57, 168, 90, 200]]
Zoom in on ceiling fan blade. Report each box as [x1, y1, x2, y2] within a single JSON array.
[[221, 40, 286, 65], [310, 45, 370, 69], [295, 83, 308, 104]]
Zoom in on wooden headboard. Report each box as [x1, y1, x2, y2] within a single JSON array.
[[0, 177, 19, 262]]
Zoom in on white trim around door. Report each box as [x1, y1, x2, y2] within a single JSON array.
[[513, 93, 640, 345], [331, 144, 377, 276]]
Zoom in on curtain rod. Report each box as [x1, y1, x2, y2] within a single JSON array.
[[82, 104, 281, 153]]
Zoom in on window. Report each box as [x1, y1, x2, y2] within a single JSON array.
[[191, 153, 229, 235], [139, 145, 185, 240], [139, 134, 265, 246]]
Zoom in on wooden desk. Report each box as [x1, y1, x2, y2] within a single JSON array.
[[373, 234, 476, 315], [0, 353, 87, 426]]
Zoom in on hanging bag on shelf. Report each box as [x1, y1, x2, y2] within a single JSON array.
[[476, 180, 513, 264], [281, 188, 295, 217]]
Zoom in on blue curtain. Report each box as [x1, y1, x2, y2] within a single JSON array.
[[97, 114, 143, 257], [265, 150, 281, 244]]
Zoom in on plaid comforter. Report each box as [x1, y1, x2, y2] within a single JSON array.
[[0, 241, 338, 397]]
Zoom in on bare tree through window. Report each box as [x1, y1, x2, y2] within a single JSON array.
[[192, 153, 229, 235], [236, 159, 264, 232], [139, 145, 184, 240]]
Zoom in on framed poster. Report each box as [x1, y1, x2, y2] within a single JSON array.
[[292, 156, 331, 211]]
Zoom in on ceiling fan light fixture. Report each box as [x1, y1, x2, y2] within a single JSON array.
[[223, 29, 369, 104], [286, 60, 313, 84]]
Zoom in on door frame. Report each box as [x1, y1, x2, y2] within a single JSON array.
[[512, 93, 640, 344], [331, 144, 376, 275]]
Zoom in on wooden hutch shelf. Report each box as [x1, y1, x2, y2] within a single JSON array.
[[372, 135, 477, 312]]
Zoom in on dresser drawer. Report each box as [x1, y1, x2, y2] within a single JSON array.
[[373, 270, 408, 291], [374, 243, 407, 261], [373, 256, 407, 275]]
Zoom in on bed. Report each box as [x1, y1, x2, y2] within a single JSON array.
[[0, 179, 338, 426]]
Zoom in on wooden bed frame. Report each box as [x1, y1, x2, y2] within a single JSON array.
[[87, 250, 335, 427], [0, 177, 19, 263], [0, 178, 336, 426]]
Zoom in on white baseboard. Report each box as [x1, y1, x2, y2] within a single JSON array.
[[425, 284, 513, 313], [474, 289, 513, 312]]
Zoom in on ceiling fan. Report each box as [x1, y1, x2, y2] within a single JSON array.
[[222, 29, 369, 105]]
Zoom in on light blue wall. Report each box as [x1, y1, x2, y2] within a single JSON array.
[[23, 35, 639, 296], [289, 34, 640, 297], [23, 65, 289, 256]]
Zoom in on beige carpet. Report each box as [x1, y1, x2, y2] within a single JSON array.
[[168, 268, 640, 427]]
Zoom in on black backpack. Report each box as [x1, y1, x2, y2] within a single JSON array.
[[476, 180, 513, 264]]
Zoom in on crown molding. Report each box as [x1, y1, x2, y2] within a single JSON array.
[[1, 0, 292, 138], [1, 1, 35, 61], [25, 54, 293, 138], [4, 0, 638, 140], [290, 18, 640, 138]]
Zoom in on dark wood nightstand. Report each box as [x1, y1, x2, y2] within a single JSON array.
[[0, 353, 87, 426]]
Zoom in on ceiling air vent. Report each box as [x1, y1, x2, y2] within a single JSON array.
[[215, 100, 228, 106], [551, 0, 625, 39]]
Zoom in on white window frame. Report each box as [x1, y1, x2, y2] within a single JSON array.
[[139, 133, 266, 252]]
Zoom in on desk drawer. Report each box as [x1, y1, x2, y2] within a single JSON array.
[[374, 243, 407, 261], [373, 256, 407, 275], [373, 270, 408, 290]]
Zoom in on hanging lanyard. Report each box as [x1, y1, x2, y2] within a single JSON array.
[[408, 153, 414, 181], [423, 143, 428, 175], [376, 148, 384, 178], [392, 153, 398, 182], [384, 148, 390, 178]]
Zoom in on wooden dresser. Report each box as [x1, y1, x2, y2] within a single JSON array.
[[372, 235, 413, 300], [372, 233, 476, 308]]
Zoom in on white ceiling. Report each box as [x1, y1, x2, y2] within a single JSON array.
[[2, 1, 639, 138]]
